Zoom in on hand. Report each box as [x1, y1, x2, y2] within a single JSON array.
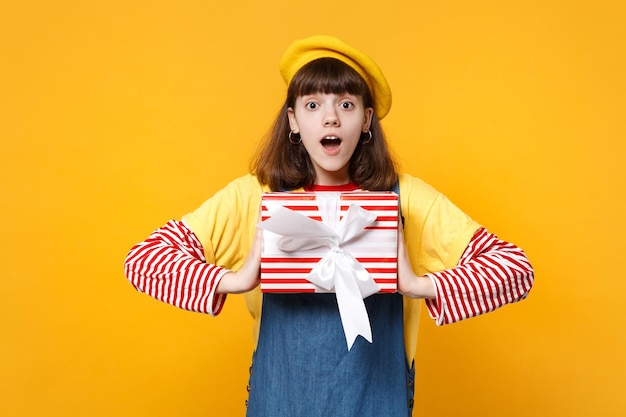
[[216, 227, 262, 294], [397, 221, 436, 299]]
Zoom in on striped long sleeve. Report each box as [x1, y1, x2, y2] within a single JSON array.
[[124, 220, 229, 316], [425, 228, 534, 325]]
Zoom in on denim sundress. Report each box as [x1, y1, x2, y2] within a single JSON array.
[[245, 292, 415, 417]]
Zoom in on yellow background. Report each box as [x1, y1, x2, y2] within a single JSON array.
[[2, 0, 624, 416]]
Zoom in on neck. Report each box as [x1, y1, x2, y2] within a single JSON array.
[[313, 170, 351, 186]]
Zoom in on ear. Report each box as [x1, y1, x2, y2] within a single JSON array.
[[287, 107, 299, 133], [362, 107, 374, 132]]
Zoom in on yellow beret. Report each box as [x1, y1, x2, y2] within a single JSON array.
[[279, 35, 392, 119]]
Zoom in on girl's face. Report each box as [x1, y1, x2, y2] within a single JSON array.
[[287, 92, 373, 186]]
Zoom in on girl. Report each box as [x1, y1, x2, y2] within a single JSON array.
[[124, 35, 534, 417]]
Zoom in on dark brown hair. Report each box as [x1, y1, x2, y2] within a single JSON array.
[[252, 58, 397, 191]]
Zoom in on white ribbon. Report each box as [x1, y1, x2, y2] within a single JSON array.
[[259, 202, 380, 350]]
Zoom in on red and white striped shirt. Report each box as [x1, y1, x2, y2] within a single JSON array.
[[124, 219, 228, 316], [424, 227, 534, 325], [124, 220, 533, 324]]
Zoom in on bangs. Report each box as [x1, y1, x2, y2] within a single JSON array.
[[287, 58, 372, 104]]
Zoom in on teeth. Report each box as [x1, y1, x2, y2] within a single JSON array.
[[323, 136, 339, 140]]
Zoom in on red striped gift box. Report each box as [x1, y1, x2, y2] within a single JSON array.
[[260, 191, 398, 294]]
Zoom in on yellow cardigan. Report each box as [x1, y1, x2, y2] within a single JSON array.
[[182, 173, 480, 364]]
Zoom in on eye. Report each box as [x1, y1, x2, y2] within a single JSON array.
[[340, 101, 354, 109], [305, 102, 318, 110]]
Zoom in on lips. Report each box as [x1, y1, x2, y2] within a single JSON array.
[[321, 135, 342, 147]]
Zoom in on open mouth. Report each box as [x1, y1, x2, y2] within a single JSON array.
[[321, 136, 342, 148]]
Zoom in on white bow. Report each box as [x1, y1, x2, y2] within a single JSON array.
[[259, 203, 380, 350]]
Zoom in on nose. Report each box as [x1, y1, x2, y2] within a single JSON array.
[[323, 107, 340, 126]]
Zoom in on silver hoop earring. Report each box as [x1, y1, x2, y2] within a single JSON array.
[[288, 131, 302, 145], [361, 130, 373, 144]]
